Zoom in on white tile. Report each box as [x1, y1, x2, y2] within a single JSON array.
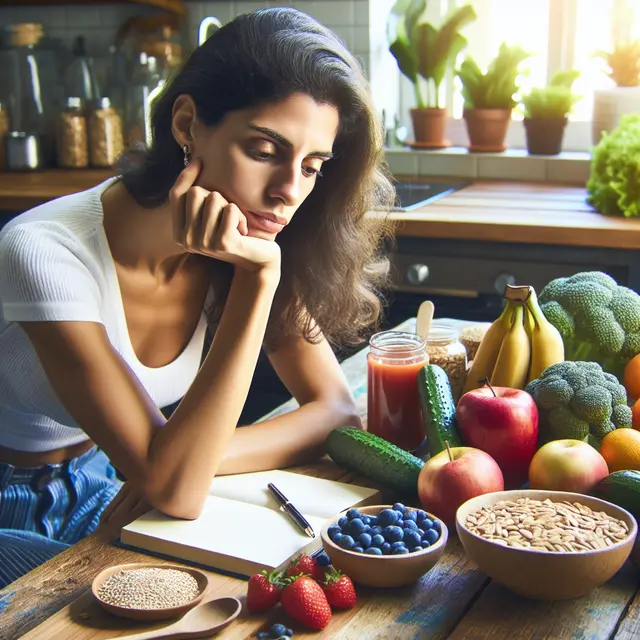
[[235, 2, 271, 16], [545, 158, 591, 185], [478, 155, 546, 180], [354, 0, 369, 25], [354, 25, 369, 53], [418, 150, 478, 178], [330, 25, 354, 50], [298, 0, 355, 27], [385, 150, 419, 175]]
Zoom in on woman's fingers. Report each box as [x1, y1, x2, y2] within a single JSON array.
[[170, 159, 201, 243], [99, 482, 132, 525], [200, 192, 229, 250], [183, 187, 213, 248]]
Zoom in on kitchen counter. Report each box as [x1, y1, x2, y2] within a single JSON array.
[[1, 170, 638, 251]]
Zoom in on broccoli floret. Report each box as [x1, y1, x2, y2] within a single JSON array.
[[539, 271, 640, 380], [527, 360, 630, 444]]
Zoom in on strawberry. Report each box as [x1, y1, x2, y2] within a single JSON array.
[[281, 575, 332, 630], [322, 569, 357, 610], [286, 554, 326, 582], [246, 569, 284, 613]]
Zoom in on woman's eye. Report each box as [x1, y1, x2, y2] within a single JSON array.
[[251, 149, 273, 161], [303, 166, 323, 178]]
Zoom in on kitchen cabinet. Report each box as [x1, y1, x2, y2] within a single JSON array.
[[1, 0, 185, 15]]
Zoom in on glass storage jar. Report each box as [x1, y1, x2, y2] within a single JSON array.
[[367, 331, 429, 452], [426, 322, 467, 401], [89, 97, 124, 168], [57, 97, 88, 168]]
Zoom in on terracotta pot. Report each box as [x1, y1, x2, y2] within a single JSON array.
[[410, 108, 450, 148], [463, 108, 512, 152], [523, 117, 568, 155]]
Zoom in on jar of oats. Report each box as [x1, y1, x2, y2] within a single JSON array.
[[57, 97, 88, 168], [0, 100, 10, 169], [426, 322, 467, 401], [89, 97, 124, 168]]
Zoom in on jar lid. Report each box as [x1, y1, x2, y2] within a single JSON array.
[[427, 322, 459, 343], [95, 97, 112, 110], [66, 97, 83, 109]]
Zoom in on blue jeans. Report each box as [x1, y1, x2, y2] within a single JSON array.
[[0, 446, 122, 589]]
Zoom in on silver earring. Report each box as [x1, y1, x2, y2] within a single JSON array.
[[182, 144, 191, 167]]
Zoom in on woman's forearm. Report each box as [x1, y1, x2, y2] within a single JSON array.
[[144, 267, 279, 517], [216, 395, 362, 476]]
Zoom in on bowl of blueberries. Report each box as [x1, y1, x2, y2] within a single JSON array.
[[320, 503, 448, 587]]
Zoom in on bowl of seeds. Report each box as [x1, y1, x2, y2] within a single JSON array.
[[456, 489, 637, 600], [92, 562, 209, 620]]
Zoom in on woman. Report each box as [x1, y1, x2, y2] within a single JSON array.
[[0, 7, 395, 588]]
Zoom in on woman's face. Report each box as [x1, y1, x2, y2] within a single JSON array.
[[191, 93, 340, 240]]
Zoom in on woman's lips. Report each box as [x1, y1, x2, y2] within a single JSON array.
[[245, 210, 286, 233]]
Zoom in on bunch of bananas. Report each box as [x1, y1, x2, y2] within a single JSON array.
[[463, 285, 565, 394]]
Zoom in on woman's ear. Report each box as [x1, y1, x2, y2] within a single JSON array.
[[171, 94, 198, 149]]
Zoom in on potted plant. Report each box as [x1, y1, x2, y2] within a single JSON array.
[[587, 113, 640, 218], [456, 43, 530, 152], [593, 39, 640, 145], [388, 0, 476, 148], [521, 70, 581, 155]]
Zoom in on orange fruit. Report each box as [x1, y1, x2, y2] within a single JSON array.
[[633, 399, 640, 431], [600, 428, 640, 472], [623, 353, 640, 402]]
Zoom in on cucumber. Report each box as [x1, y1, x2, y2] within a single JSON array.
[[325, 427, 424, 494], [418, 364, 462, 457], [591, 470, 640, 520]]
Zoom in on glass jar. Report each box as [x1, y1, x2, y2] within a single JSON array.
[[89, 97, 124, 168], [426, 322, 468, 401], [57, 97, 88, 168], [0, 100, 9, 169], [367, 331, 429, 452]]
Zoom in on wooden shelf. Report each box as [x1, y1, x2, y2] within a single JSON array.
[[1, 0, 185, 15]]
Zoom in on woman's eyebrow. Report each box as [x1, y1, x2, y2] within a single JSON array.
[[248, 124, 334, 159]]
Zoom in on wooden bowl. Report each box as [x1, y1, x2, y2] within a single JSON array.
[[92, 562, 209, 621], [320, 504, 448, 588], [456, 490, 637, 601]]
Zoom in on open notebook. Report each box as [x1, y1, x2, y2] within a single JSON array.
[[120, 469, 379, 578]]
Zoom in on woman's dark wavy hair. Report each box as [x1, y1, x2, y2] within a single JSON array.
[[119, 7, 396, 351]]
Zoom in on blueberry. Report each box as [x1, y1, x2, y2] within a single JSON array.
[[339, 534, 355, 550], [413, 545, 423, 552], [346, 508, 362, 520], [421, 540, 431, 548], [393, 502, 406, 512], [359, 532, 372, 548], [256, 633, 270, 640], [394, 510, 405, 522], [286, 630, 294, 638], [271, 624, 288, 637], [369, 525, 383, 537], [404, 510, 417, 522], [352, 545, 364, 553], [416, 509, 427, 522], [348, 518, 366, 536], [424, 528, 440, 545], [365, 546, 383, 555], [422, 518, 433, 530], [363, 524, 371, 533], [432, 520, 441, 533], [368, 516, 379, 526], [391, 540, 406, 552], [316, 553, 331, 567], [383, 525, 404, 543], [404, 530, 422, 548], [378, 508, 398, 527], [392, 545, 409, 555], [403, 519, 419, 531], [338, 515, 349, 529], [381, 542, 392, 555], [327, 524, 341, 540], [333, 532, 343, 545], [371, 534, 385, 547], [362, 516, 371, 525]]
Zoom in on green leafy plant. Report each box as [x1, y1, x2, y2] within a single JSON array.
[[457, 42, 530, 110], [522, 69, 581, 119], [587, 113, 640, 218], [596, 40, 640, 87], [388, 0, 476, 108]]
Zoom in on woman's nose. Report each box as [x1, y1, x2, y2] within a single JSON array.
[[268, 165, 301, 207]]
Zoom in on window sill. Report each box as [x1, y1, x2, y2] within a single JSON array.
[[384, 147, 592, 185]]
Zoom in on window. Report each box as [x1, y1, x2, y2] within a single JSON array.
[[394, 0, 639, 151]]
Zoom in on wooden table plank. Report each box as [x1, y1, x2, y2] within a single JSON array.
[[615, 587, 640, 640]]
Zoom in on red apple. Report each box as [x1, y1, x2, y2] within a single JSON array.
[[529, 439, 610, 493], [456, 382, 538, 489], [417, 446, 504, 526]]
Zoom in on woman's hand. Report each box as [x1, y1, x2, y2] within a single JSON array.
[[98, 482, 151, 534], [170, 159, 281, 273]]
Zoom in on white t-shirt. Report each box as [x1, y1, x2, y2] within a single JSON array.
[[0, 178, 207, 452]]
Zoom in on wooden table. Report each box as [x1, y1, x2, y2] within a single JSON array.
[[2, 319, 640, 640]]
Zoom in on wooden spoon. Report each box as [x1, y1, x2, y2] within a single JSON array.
[[416, 300, 435, 341], [106, 596, 242, 640]]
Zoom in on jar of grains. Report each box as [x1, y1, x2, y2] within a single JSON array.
[[57, 97, 88, 168], [89, 97, 124, 167], [0, 101, 10, 169], [426, 322, 467, 401]]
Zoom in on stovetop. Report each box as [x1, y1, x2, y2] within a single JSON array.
[[393, 180, 471, 211]]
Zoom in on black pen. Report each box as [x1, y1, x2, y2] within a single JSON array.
[[267, 483, 315, 538]]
